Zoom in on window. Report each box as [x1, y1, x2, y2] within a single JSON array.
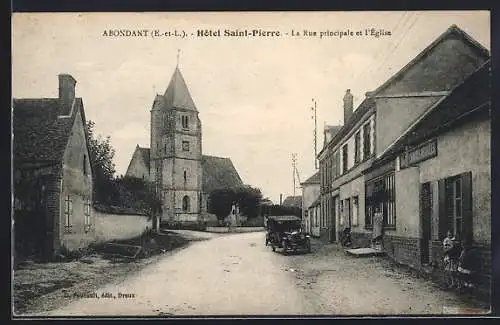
[[182, 115, 189, 129], [83, 155, 87, 175], [363, 122, 371, 159], [335, 151, 340, 177], [342, 144, 348, 173], [365, 173, 396, 229], [354, 131, 361, 164], [182, 141, 190, 152], [446, 177, 463, 240], [352, 196, 359, 226], [64, 195, 73, 233], [183, 170, 187, 183], [182, 195, 190, 212], [84, 198, 91, 233]]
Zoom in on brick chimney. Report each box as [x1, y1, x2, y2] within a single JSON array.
[[58, 74, 77, 116], [343, 89, 353, 124]]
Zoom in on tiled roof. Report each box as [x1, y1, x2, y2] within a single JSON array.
[[374, 60, 491, 165], [138, 146, 151, 170], [13, 98, 82, 163], [301, 171, 320, 185], [201, 155, 244, 192], [319, 97, 376, 156], [372, 24, 490, 96], [163, 67, 197, 111], [282, 196, 302, 208]]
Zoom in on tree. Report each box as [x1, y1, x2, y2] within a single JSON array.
[[208, 185, 263, 223], [208, 188, 235, 223], [234, 185, 263, 219], [85, 120, 118, 204], [114, 176, 162, 222]]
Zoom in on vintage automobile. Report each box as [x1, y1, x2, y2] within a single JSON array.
[[265, 215, 311, 254]]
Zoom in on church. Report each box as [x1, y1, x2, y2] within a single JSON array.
[[125, 66, 243, 224]]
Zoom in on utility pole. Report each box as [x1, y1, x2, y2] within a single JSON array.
[[292, 153, 297, 196], [311, 99, 318, 170]]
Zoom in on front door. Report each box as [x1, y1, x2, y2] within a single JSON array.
[[345, 198, 351, 228], [420, 182, 432, 265]]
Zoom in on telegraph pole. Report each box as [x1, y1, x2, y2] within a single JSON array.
[[311, 99, 318, 170], [292, 153, 297, 196]]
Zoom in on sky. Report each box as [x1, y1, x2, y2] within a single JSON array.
[[12, 11, 490, 204]]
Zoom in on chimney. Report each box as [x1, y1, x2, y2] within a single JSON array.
[[343, 89, 353, 124], [58, 74, 77, 116]]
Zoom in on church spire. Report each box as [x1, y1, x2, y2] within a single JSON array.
[[176, 49, 180, 68], [163, 59, 197, 111]]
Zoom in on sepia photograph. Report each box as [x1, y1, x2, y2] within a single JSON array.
[[11, 11, 492, 317]]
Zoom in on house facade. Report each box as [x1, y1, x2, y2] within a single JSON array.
[[300, 171, 320, 234], [317, 25, 490, 249], [13, 74, 94, 260], [367, 61, 491, 286]]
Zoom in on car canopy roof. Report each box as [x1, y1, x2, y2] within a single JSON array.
[[267, 215, 301, 222]]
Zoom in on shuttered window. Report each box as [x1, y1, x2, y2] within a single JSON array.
[[438, 172, 472, 242]]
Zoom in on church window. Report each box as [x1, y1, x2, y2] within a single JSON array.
[[182, 115, 189, 129], [183, 170, 187, 183], [182, 195, 190, 212], [182, 141, 190, 152]]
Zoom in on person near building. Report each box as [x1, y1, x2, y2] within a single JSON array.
[[443, 230, 461, 289]]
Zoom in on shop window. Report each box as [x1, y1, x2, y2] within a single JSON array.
[[365, 172, 396, 229]]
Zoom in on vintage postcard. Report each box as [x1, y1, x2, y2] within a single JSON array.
[[12, 11, 492, 317]]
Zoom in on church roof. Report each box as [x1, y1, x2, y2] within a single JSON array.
[[137, 146, 151, 169], [163, 66, 197, 111], [201, 155, 243, 192], [13, 97, 84, 163]]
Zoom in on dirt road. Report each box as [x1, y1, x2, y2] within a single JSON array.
[[39, 231, 489, 316]]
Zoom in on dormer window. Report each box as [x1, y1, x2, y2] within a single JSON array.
[[181, 115, 189, 129]]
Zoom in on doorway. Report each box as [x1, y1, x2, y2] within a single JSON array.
[[420, 182, 432, 265]]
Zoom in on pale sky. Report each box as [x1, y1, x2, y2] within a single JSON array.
[[12, 11, 490, 204]]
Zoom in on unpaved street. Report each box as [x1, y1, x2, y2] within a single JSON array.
[[40, 231, 489, 316]]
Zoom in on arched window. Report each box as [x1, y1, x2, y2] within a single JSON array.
[[182, 195, 190, 212]]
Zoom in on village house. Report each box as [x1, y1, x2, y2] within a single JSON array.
[[300, 171, 320, 235], [317, 25, 490, 248], [125, 66, 243, 226], [13, 74, 94, 260], [366, 60, 491, 290]]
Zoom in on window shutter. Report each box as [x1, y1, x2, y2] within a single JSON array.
[[438, 179, 447, 240], [461, 171, 473, 244]]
